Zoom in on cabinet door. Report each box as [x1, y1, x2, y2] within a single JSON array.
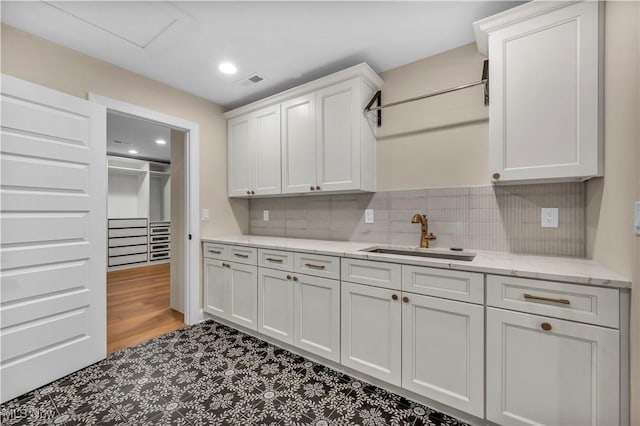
[[486, 308, 619, 426], [402, 294, 484, 418], [488, 1, 601, 182], [228, 115, 253, 196], [254, 105, 281, 195], [227, 262, 258, 331], [257, 267, 294, 344], [281, 94, 317, 194], [203, 258, 228, 319], [294, 275, 340, 362], [341, 281, 401, 386], [315, 79, 360, 192]]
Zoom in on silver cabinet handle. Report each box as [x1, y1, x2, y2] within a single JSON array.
[[304, 263, 325, 270], [208, 249, 221, 254], [234, 253, 249, 258], [524, 294, 570, 305], [266, 258, 283, 263]]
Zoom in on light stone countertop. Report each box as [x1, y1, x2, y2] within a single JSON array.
[[201, 235, 632, 289]]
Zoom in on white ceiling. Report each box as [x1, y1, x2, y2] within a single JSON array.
[[1, 1, 523, 109], [107, 112, 173, 162]]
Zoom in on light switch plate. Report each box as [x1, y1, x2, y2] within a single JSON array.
[[541, 208, 558, 228], [634, 202, 640, 236], [263, 210, 269, 221], [201, 209, 209, 221], [364, 209, 374, 224]]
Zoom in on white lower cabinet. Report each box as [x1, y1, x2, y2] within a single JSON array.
[[486, 308, 620, 426], [203, 258, 227, 318], [341, 281, 402, 386], [258, 268, 295, 343], [402, 293, 485, 418]]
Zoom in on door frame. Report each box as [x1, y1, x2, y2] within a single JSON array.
[[88, 93, 201, 325]]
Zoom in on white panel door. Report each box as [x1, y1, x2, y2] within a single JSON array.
[[0, 74, 107, 403], [281, 94, 317, 194], [341, 281, 401, 386], [257, 267, 294, 344], [228, 115, 252, 196], [227, 262, 258, 331], [402, 294, 484, 418], [254, 105, 281, 195], [294, 274, 340, 362], [486, 308, 619, 426], [203, 258, 228, 319], [316, 79, 360, 192]]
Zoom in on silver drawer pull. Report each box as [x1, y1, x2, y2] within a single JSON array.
[[208, 249, 222, 254], [304, 263, 326, 270], [266, 258, 283, 263], [524, 294, 570, 305], [234, 253, 249, 258]]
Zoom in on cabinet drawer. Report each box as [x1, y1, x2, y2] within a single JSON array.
[[258, 249, 294, 271], [108, 236, 147, 248], [108, 218, 147, 228], [150, 226, 170, 235], [150, 234, 170, 244], [341, 258, 401, 290], [402, 266, 484, 304], [150, 242, 171, 253], [294, 253, 340, 280], [203, 242, 227, 260], [108, 244, 148, 257], [108, 227, 147, 238], [149, 251, 170, 262], [228, 245, 257, 265], [108, 253, 147, 267], [487, 275, 619, 328]]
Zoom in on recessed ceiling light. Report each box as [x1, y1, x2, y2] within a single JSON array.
[[156, 139, 167, 145], [218, 62, 237, 75], [128, 149, 138, 154]]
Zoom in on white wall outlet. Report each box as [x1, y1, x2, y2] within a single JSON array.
[[364, 209, 374, 224], [541, 208, 559, 228], [634, 201, 640, 236], [201, 209, 209, 221], [263, 209, 269, 222]]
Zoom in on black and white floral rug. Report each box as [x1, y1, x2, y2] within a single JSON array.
[[0, 320, 471, 425]]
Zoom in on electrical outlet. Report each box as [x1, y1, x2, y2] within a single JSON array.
[[201, 209, 209, 221], [263, 210, 269, 222], [541, 208, 558, 228], [634, 201, 640, 236], [364, 209, 374, 224]]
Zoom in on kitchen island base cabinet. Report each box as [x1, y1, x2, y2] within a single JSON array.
[[402, 294, 484, 418], [486, 308, 619, 426], [341, 281, 401, 386]]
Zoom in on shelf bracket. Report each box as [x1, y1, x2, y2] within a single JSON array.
[[364, 90, 382, 127], [482, 59, 489, 106]]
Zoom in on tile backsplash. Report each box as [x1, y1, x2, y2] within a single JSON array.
[[249, 183, 585, 257]]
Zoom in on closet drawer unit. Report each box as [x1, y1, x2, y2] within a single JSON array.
[[402, 265, 484, 304], [108, 227, 148, 238], [108, 236, 148, 248], [149, 251, 170, 262], [150, 234, 170, 244], [257, 249, 294, 271], [228, 245, 257, 265], [294, 253, 340, 280], [108, 218, 148, 228], [203, 242, 228, 260], [108, 244, 148, 257], [341, 258, 401, 290], [150, 242, 171, 253], [108, 253, 148, 267], [150, 226, 170, 235], [486, 275, 619, 328]]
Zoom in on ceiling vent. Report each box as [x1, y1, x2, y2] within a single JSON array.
[[236, 73, 265, 88]]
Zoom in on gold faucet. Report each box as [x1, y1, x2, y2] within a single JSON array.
[[411, 214, 436, 248]]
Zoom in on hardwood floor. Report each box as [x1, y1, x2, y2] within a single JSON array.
[[107, 263, 184, 354]]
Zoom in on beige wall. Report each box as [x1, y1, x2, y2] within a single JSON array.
[[0, 24, 249, 238], [170, 129, 186, 313]]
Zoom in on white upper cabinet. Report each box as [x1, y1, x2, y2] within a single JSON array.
[[225, 63, 382, 197], [474, 1, 602, 184]]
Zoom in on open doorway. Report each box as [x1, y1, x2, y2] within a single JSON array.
[[105, 112, 187, 353]]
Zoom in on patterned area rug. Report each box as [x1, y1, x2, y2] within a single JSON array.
[[1, 320, 471, 425]]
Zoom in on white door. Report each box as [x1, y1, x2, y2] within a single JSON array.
[[486, 308, 619, 426], [294, 274, 340, 362], [316, 79, 360, 192], [228, 115, 252, 196], [0, 74, 107, 403], [227, 262, 258, 330], [203, 258, 228, 319], [341, 281, 401, 385], [281, 94, 316, 194], [257, 267, 294, 344], [402, 294, 484, 418], [254, 105, 281, 195]]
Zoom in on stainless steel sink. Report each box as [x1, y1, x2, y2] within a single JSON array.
[[361, 246, 476, 261]]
